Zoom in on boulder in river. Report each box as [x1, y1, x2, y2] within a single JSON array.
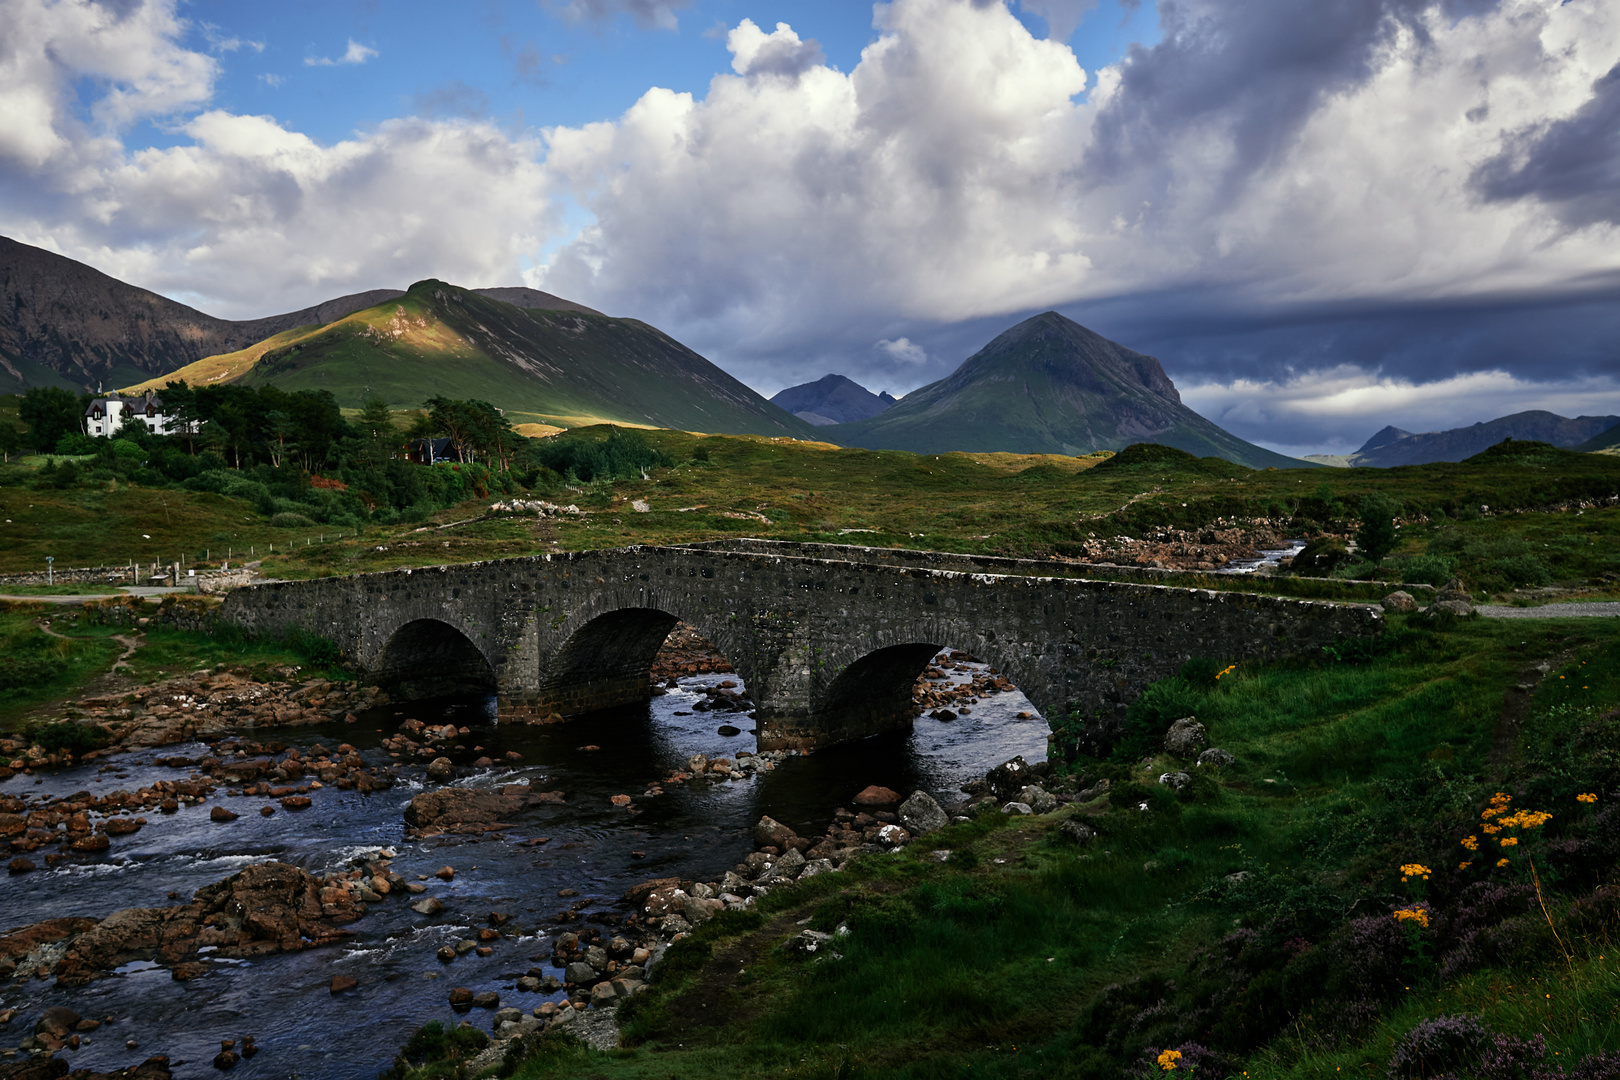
[[852, 785, 901, 806], [403, 788, 560, 834], [210, 806, 239, 823], [53, 861, 361, 985], [330, 974, 358, 994]]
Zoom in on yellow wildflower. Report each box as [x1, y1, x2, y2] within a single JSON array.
[[1399, 863, 1432, 881], [1577, 793, 1597, 804], [1460, 836, 1479, 851], [1500, 836, 1519, 848], [1496, 858, 1510, 868], [1158, 1050, 1183, 1071], [1393, 908, 1430, 929]]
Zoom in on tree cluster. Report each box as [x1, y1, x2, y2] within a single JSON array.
[[1, 383, 575, 531]]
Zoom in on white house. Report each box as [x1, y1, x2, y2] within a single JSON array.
[[84, 392, 182, 438]]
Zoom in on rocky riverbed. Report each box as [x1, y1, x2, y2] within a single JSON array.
[[1, 628, 1050, 1077]]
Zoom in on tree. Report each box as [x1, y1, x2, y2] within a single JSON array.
[[423, 396, 479, 463], [265, 410, 298, 468], [19, 386, 82, 452], [1356, 493, 1401, 565], [161, 381, 203, 454], [0, 422, 23, 462], [357, 397, 397, 444]]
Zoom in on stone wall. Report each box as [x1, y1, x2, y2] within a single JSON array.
[[221, 544, 1383, 751]]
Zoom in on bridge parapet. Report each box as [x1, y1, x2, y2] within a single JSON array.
[[220, 545, 1382, 752]]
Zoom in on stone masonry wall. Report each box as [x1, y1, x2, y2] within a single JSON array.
[[220, 545, 1383, 751]]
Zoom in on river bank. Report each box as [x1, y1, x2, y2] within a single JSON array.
[[0, 623, 1050, 1078]]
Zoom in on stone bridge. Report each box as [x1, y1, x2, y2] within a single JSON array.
[[220, 540, 1382, 752]]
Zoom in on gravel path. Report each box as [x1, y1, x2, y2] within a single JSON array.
[[1477, 602, 1620, 619]]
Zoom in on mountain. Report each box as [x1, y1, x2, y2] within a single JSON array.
[[0, 235, 411, 392], [769, 374, 898, 426], [1313, 411, 1620, 467], [1576, 424, 1620, 453], [130, 279, 821, 437], [825, 312, 1311, 469]]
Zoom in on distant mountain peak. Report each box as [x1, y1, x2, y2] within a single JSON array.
[[824, 310, 1306, 469], [1356, 425, 1415, 455], [770, 373, 897, 426], [1348, 410, 1620, 467]]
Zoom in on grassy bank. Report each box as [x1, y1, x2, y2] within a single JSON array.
[[433, 613, 1620, 1080], [0, 598, 351, 729]]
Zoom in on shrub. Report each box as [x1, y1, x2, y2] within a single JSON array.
[[0, 630, 69, 691], [54, 432, 99, 455], [1387, 1014, 1493, 1079], [1398, 552, 1458, 587], [110, 438, 145, 463], [1490, 553, 1553, 587], [1357, 493, 1402, 564], [1177, 656, 1223, 690], [1112, 676, 1206, 762], [23, 720, 110, 755], [270, 511, 316, 528]]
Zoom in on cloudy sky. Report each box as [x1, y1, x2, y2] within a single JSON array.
[[2, 0, 1618, 456]]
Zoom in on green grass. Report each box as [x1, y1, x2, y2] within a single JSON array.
[[0, 599, 350, 732], [0, 605, 125, 724], [440, 615, 1620, 1080], [0, 583, 130, 596], [7, 425, 1620, 601]]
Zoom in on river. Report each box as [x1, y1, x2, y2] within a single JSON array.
[[0, 657, 1048, 1079]]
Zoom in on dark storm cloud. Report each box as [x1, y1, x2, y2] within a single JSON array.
[[1087, 0, 1499, 199], [1475, 62, 1620, 227]]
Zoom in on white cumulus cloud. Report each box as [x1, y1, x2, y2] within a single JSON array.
[[305, 39, 378, 67], [877, 337, 929, 365]]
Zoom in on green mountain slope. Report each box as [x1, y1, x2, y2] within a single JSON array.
[[829, 312, 1312, 469], [134, 280, 821, 438]]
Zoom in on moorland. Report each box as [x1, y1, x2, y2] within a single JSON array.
[[2, 388, 1619, 1080]]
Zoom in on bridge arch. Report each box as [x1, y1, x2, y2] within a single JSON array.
[[372, 618, 499, 699], [798, 633, 1047, 750], [537, 605, 750, 718]]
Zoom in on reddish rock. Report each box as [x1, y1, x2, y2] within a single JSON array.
[[330, 974, 358, 994], [70, 831, 112, 852], [753, 815, 797, 849], [54, 862, 358, 986], [259, 806, 275, 817], [610, 794, 632, 807], [448, 986, 473, 1005], [279, 796, 312, 810], [8, 856, 35, 874], [104, 817, 143, 836], [34, 1005, 82, 1037], [853, 785, 901, 806], [434, 865, 455, 881], [210, 806, 240, 823]]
